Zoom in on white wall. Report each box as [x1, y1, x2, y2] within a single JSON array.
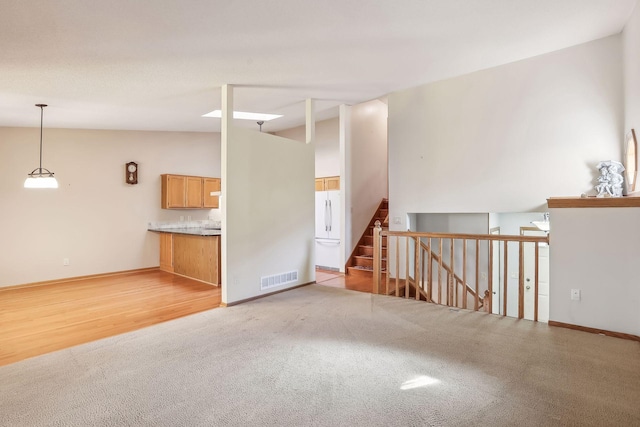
[[415, 213, 488, 235], [0, 127, 220, 287], [388, 35, 623, 222], [620, 2, 640, 335], [540, 14, 640, 336], [345, 99, 388, 257], [624, 2, 640, 140], [549, 207, 640, 335], [387, 35, 636, 333], [221, 88, 315, 304], [276, 117, 339, 177]]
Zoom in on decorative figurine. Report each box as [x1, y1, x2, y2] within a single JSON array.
[[595, 160, 625, 197]]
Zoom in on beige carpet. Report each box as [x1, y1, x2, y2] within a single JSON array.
[[1, 284, 639, 426]]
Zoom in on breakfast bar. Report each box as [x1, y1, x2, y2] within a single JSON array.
[[148, 227, 221, 286]]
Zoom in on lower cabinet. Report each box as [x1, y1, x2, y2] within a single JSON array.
[[159, 233, 174, 272], [159, 233, 221, 285]]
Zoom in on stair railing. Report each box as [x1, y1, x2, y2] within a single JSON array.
[[421, 241, 483, 309], [372, 221, 550, 321]]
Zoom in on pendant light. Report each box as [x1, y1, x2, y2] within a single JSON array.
[[24, 104, 58, 189]]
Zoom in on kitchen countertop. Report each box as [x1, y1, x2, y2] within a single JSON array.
[[148, 227, 222, 236]]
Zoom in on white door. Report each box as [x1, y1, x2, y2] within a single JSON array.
[[490, 228, 502, 315], [521, 228, 550, 322]]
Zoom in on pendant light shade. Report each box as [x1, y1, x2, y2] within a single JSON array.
[[24, 104, 58, 189]]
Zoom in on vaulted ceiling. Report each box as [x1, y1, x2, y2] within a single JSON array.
[[0, 0, 636, 132]]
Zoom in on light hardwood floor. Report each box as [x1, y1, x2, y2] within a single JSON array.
[[0, 269, 221, 367], [315, 268, 374, 293]]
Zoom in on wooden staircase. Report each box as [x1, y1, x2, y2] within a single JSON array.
[[346, 199, 388, 277]]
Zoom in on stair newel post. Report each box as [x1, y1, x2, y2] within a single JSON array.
[[372, 220, 382, 295]]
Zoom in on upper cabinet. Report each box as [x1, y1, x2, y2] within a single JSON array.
[[162, 174, 220, 209], [315, 176, 340, 191], [185, 176, 203, 208], [203, 178, 221, 208]]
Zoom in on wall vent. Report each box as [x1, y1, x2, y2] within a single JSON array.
[[260, 270, 298, 290]]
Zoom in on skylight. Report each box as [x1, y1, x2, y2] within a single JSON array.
[[202, 110, 282, 121]]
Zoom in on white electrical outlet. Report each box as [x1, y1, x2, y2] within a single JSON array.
[[393, 217, 402, 224], [63, 258, 70, 266], [481, 272, 487, 280], [571, 289, 581, 301]]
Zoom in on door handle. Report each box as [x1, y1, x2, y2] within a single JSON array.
[[324, 200, 330, 231]]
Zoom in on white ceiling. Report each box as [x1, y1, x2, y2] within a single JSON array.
[[0, 0, 636, 133]]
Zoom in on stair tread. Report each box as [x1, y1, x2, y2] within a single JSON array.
[[355, 254, 386, 260], [349, 265, 387, 272]]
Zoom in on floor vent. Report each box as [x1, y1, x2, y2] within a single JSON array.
[[260, 270, 298, 290]]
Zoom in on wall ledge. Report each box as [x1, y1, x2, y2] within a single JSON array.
[[547, 196, 640, 208]]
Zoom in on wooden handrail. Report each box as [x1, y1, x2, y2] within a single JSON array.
[[382, 230, 549, 244]]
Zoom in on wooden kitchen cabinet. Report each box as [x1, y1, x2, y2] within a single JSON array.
[[172, 234, 221, 285], [325, 176, 340, 190], [203, 178, 221, 208], [315, 176, 340, 191], [159, 233, 173, 272], [164, 175, 187, 208], [161, 174, 220, 209], [185, 176, 203, 208], [157, 232, 220, 285]]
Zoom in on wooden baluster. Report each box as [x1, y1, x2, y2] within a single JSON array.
[[463, 239, 467, 309], [450, 239, 454, 307], [373, 220, 382, 295], [503, 240, 508, 317], [475, 239, 480, 311], [387, 236, 400, 297], [518, 241, 524, 319], [488, 239, 493, 315], [414, 237, 420, 301], [405, 236, 410, 299], [385, 239, 390, 296], [534, 243, 539, 322], [427, 238, 433, 302], [438, 239, 443, 305]]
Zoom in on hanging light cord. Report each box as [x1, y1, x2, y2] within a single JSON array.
[[28, 103, 53, 177], [38, 104, 44, 172]]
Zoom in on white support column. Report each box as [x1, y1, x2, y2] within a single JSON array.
[[339, 104, 351, 273], [221, 84, 234, 138], [221, 84, 233, 304], [305, 98, 315, 145]]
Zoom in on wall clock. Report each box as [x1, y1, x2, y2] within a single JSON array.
[[126, 162, 138, 185]]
